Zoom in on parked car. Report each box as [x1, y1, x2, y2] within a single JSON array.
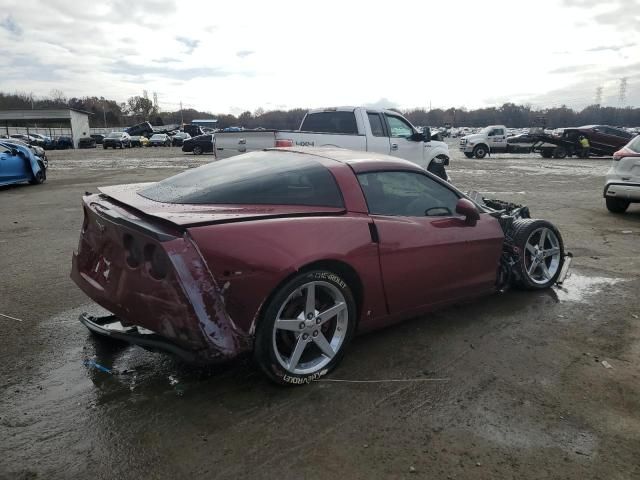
[[604, 134, 640, 213], [171, 132, 191, 146], [125, 121, 153, 137], [103, 132, 131, 149], [562, 125, 633, 157], [78, 137, 97, 149], [28, 133, 55, 149], [90, 134, 105, 145], [0, 141, 47, 186], [10, 133, 45, 148], [54, 136, 74, 149], [183, 125, 205, 137], [1, 138, 48, 167], [130, 136, 149, 147], [71, 147, 568, 385], [214, 107, 451, 180], [181, 134, 214, 154], [149, 133, 171, 147]]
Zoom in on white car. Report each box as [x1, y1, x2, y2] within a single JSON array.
[[604, 135, 640, 213]]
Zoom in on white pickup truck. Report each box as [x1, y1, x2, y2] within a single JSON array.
[[214, 107, 451, 179]]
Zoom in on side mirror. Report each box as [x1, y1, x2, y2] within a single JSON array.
[[422, 127, 431, 142], [409, 129, 429, 142], [456, 198, 480, 226]]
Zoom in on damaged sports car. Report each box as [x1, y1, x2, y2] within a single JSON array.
[[71, 148, 569, 384]]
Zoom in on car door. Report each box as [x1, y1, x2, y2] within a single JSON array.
[[384, 114, 423, 161], [488, 128, 506, 152], [365, 111, 391, 154], [357, 170, 504, 315], [0, 147, 27, 184]]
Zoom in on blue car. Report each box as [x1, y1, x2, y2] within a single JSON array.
[[0, 141, 47, 187]]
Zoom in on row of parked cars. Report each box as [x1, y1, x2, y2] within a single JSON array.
[[97, 131, 192, 149], [3, 133, 74, 150]]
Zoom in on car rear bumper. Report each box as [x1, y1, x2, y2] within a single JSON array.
[[604, 182, 640, 201]]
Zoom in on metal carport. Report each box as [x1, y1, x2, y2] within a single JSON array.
[[0, 108, 92, 148]]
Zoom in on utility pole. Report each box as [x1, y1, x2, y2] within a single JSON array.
[[102, 102, 107, 129], [594, 86, 603, 106], [618, 77, 628, 106], [180, 100, 184, 125]]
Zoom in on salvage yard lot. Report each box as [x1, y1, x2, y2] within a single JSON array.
[[1, 143, 639, 479]]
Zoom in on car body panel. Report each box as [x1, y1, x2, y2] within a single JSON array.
[[604, 136, 640, 201], [71, 148, 509, 363]]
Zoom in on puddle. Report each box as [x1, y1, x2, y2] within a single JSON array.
[[553, 273, 623, 303]]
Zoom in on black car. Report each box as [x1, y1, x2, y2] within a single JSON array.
[[90, 134, 105, 145], [182, 134, 214, 155], [103, 132, 131, 149], [55, 136, 74, 149], [171, 132, 191, 146], [78, 137, 97, 148]]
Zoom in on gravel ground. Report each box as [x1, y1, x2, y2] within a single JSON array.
[[1, 143, 639, 480]]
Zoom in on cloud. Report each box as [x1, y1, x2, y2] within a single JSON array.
[[236, 50, 254, 58], [586, 43, 636, 52], [109, 60, 240, 80], [548, 64, 597, 74], [176, 36, 199, 54], [563, 0, 640, 31], [0, 15, 22, 35], [363, 98, 400, 109]]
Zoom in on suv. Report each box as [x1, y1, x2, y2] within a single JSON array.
[[604, 135, 640, 213]]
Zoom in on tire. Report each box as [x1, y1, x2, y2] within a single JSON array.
[[464, 152, 474, 159], [192, 145, 203, 155], [511, 219, 564, 290], [103, 145, 108, 149], [553, 146, 567, 159], [29, 162, 46, 185], [254, 270, 357, 385], [427, 158, 448, 180], [606, 197, 630, 214], [473, 145, 488, 159], [540, 150, 553, 159]]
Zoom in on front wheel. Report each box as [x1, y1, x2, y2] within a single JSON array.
[[606, 197, 629, 213], [553, 146, 567, 159], [29, 163, 46, 185], [192, 145, 203, 155], [254, 270, 356, 385], [473, 145, 488, 159], [511, 219, 564, 289]]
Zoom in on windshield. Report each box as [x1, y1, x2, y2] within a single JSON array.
[[138, 151, 344, 207], [480, 126, 493, 135], [107, 132, 123, 138], [151, 134, 164, 140]]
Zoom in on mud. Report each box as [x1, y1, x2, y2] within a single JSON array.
[[1, 144, 639, 479]]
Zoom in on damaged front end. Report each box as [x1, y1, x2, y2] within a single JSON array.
[[71, 193, 251, 363], [468, 192, 572, 291]]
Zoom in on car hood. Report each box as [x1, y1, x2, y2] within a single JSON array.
[[461, 133, 484, 142], [98, 183, 345, 227]]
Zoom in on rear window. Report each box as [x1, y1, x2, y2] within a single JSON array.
[[138, 151, 344, 207], [300, 111, 358, 134]]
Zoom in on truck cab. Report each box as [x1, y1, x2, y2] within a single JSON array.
[[459, 125, 508, 158]]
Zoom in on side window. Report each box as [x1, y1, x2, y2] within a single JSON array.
[[357, 171, 460, 217], [367, 113, 386, 137], [385, 115, 414, 138], [301, 112, 358, 134]]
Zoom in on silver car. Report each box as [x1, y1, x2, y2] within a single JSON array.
[[604, 135, 640, 213]]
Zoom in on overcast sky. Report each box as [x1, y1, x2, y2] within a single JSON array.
[[1, 0, 638, 114]]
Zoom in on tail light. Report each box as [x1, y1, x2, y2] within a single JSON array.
[[275, 139, 294, 148]]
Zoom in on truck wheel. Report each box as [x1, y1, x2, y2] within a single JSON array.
[[605, 198, 629, 214], [511, 219, 564, 290], [553, 146, 567, 159], [427, 158, 448, 180], [464, 152, 474, 159], [254, 270, 356, 385], [540, 150, 553, 159], [473, 145, 487, 159], [192, 146, 203, 155]]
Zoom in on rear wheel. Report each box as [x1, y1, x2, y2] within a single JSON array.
[[192, 145, 203, 155], [511, 219, 564, 290], [606, 197, 630, 213], [540, 150, 553, 159], [553, 146, 567, 159], [254, 270, 356, 385], [473, 145, 488, 159]]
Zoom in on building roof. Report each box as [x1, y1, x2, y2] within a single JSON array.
[[0, 108, 93, 121]]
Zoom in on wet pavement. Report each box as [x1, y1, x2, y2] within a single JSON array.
[[1, 144, 639, 479]]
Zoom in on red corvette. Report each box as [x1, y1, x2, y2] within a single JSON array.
[[71, 148, 568, 384]]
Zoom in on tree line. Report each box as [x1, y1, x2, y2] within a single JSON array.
[[1, 91, 639, 129]]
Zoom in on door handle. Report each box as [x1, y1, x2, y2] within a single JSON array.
[[390, 143, 398, 151]]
